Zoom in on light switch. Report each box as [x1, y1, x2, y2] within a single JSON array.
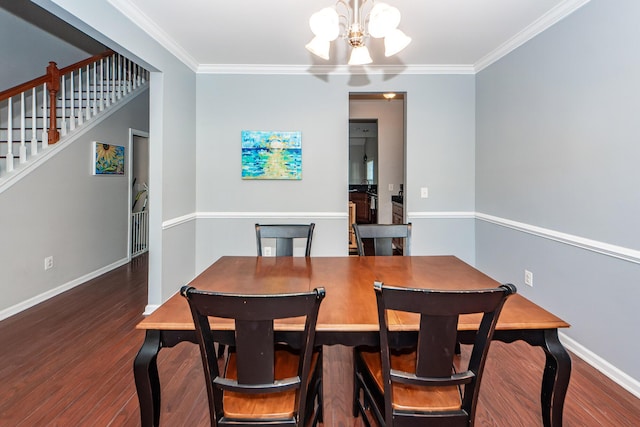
[[388, 184, 394, 191], [421, 187, 429, 198]]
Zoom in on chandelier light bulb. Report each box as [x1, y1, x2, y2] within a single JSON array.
[[384, 29, 412, 57], [348, 45, 373, 65], [305, 36, 331, 60], [308, 7, 340, 41], [368, 3, 401, 38]]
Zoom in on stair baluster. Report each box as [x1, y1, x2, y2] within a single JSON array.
[[42, 82, 48, 149], [92, 62, 98, 116], [77, 68, 84, 126], [85, 64, 91, 121], [111, 54, 117, 105], [19, 93, 26, 164], [99, 58, 105, 112], [31, 87, 38, 156], [6, 97, 14, 173]]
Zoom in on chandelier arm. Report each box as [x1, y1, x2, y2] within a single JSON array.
[[335, 0, 353, 37]]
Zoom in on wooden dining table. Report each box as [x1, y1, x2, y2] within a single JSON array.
[[134, 255, 571, 427]]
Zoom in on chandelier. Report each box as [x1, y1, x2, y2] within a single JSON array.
[[305, 0, 411, 66]]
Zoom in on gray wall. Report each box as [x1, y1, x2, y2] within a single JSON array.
[[194, 73, 476, 271], [476, 0, 640, 384], [0, 7, 90, 90], [34, 0, 198, 310], [0, 91, 148, 316]]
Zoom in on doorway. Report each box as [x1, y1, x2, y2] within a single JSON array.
[[129, 129, 149, 258], [348, 93, 406, 253]]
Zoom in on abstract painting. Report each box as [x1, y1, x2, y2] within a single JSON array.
[[93, 142, 125, 175], [241, 130, 302, 180]]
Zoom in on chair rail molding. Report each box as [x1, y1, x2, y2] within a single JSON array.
[[163, 211, 346, 230], [476, 212, 640, 264], [161, 210, 639, 264]]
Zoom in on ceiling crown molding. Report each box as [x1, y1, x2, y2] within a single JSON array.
[[474, 0, 591, 72], [107, 0, 200, 71], [197, 64, 475, 76], [110, 0, 590, 76]]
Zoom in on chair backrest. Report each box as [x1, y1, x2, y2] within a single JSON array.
[[352, 223, 411, 256], [181, 285, 325, 426], [255, 223, 315, 257], [374, 281, 516, 425]]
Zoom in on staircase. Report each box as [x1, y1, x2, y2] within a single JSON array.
[[0, 50, 149, 183]]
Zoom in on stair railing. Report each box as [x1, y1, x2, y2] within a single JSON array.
[[0, 50, 148, 176]]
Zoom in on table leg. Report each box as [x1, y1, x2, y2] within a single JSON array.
[[541, 329, 572, 427], [134, 330, 162, 427], [491, 328, 571, 427]]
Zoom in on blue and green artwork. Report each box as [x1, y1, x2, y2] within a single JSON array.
[[241, 130, 302, 180]]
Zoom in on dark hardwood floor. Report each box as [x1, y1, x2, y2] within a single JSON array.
[[1, 254, 639, 426]]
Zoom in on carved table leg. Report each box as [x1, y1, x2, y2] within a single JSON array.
[[134, 330, 162, 427], [541, 329, 572, 427]]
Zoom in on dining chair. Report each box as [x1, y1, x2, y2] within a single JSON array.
[[255, 223, 316, 257], [215, 223, 316, 360], [352, 223, 411, 256], [353, 281, 516, 426], [181, 285, 326, 427]]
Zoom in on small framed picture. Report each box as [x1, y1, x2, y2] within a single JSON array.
[[93, 141, 125, 175]]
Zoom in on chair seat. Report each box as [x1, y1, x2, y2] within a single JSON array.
[[358, 349, 462, 412], [223, 349, 319, 420]]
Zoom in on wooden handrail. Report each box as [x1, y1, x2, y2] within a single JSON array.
[[58, 50, 114, 76], [0, 75, 49, 101], [0, 50, 115, 145], [0, 50, 114, 102]]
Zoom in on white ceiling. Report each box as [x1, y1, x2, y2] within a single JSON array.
[[109, 0, 590, 73]]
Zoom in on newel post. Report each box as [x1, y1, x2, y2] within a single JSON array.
[[46, 61, 60, 144]]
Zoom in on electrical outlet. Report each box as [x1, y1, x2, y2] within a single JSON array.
[[263, 247, 272, 256], [44, 256, 54, 270], [420, 187, 429, 198], [524, 270, 533, 287]]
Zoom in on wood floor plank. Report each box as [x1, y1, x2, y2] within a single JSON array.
[[0, 254, 639, 426]]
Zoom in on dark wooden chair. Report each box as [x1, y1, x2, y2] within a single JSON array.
[[353, 281, 516, 426], [256, 223, 315, 257], [352, 223, 411, 256], [216, 224, 316, 359], [181, 285, 326, 426]]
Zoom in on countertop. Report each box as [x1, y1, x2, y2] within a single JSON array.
[[349, 184, 377, 198]]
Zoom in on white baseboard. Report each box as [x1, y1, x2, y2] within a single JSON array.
[[0, 257, 130, 322], [560, 332, 640, 399], [143, 304, 160, 315]]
